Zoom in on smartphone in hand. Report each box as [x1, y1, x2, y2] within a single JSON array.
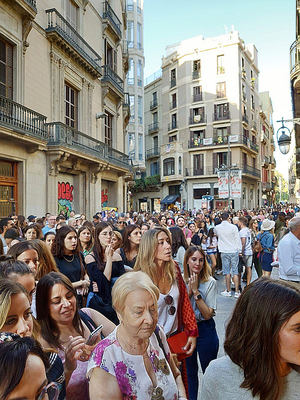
[[86, 325, 103, 346]]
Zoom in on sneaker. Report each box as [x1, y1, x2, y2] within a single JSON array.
[[221, 290, 232, 297], [234, 291, 241, 299]]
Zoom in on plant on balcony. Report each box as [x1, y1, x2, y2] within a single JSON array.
[[131, 175, 161, 193]]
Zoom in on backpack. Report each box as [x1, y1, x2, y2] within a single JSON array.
[[253, 232, 266, 253]]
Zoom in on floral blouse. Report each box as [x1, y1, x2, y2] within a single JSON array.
[[87, 326, 179, 400]]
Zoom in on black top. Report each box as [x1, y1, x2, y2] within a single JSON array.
[[86, 257, 125, 304], [54, 253, 85, 282], [119, 247, 136, 269], [47, 352, 66, 400]]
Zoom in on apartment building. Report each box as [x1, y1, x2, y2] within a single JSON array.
[[0, 0, 132, 218], [290, 0, 300, 179], [124, 0, 145, 171], [140, 31, 261, 211], [259, 92, 276, 206]]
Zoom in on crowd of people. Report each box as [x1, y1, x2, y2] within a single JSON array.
[[0, 203, 299, 400]]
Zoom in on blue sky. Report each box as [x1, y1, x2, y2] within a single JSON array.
[[143, 0, 296, 177]]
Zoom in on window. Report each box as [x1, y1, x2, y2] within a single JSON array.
[[138, 134, 143, 161], [137, 59, 142, 86], [127, 21, 134, 48], [213, 152, 228, 169], [150, 161, 159, 175], [169, 185, 180, 195], [242, 57, 245, 68], [214, 126, 230, 144], [251, 95, 255, 109], [65, 0, 78, 29], [153, 111, 158, 124], [128, 132, 135, 159], [216, 82, 226, 98], [171, 113, 177, 129], [170, 68, 176, 87], [179, 156, 182, 174], [190, 130, 205, 146], [163, 158, 175, 176], [190, 107, 205, 123], [243, 153, 247, 167], [104, 111, 113, 146], [242, 84, 246, 101], [104, 40, 117, 72], [127, 58, 134, 85], [0, 38, 13, 99], [126, 0, 134, 11], [193, 154, 204, 175], [137, 23, 142, 49], [129, 95, 135, 121], [193, 60, 201, 78], [217, 55, 225, 74], [153, 136, 158, 149], [214, 103, 229, 120], [171, 93, 177, 109], [138, 96, 143, 124], [169, 135, 177, 142], [65, 83, 78, 128], [137, 0, 142, 13], [193, 86, 202, 102]]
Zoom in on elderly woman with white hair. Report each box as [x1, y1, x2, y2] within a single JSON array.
[[278, 216, 300, 288], [88, 271, 187, 400]]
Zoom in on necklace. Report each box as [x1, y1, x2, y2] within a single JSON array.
[[63, 254, 74, 262]]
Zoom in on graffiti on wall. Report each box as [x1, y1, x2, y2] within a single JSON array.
[[58, 182, 74, 217], [101, 188, 108, 208]]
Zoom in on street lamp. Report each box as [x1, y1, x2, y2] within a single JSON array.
[[276, 117, 292, 155]]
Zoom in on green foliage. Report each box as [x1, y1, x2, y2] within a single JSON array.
[[131, 175, 161, 193]]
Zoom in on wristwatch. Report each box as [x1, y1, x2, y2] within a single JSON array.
[[194, 292, 202, 301]]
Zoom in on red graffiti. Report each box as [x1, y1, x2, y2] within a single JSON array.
[[58, 182, 74, 202], [101, 188, 108, 205]]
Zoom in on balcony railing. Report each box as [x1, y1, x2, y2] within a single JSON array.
[[146, 147, 160, 160], [242, 164, 260, 178], [193, 93, 203, 102], [170, 101, 177, 110], [45, 9, 102, 76], [102, 1, 122, 39], [122, 39, 128, 57], [170, 78, 176, 88], [150, 99, 158, 110], [0, 95, 48, 140], [25, 0, 37, 10], [124, 92, 130, 107], [188, 138, 204, 148], [46, 122, 131, 169], [189, 115, 206, 125], [192, 70, 200, 79], [242, 135, 258, 152], [168, 122, 178, 131], [148, 122, 159, 133], [102, 65, 124, 94], [213, 111, 231, 121]]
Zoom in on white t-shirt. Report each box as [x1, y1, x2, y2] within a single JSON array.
[[239, 227, 253, 256], [157, 283, 179, 336]]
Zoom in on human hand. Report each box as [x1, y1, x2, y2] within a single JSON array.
[[64, 335, 86, 371], [183, 336, 196, 355], [188, 273, 199, 294], [92, 281, 98, 292], [105, 244, 114, 259]]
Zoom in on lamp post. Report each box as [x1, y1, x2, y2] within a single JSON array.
[[276, 117, 293, 155]]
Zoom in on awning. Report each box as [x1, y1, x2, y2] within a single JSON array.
[[160, 194, 179, 205]]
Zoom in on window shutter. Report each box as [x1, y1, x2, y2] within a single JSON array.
[[213, 153, 217, 170], [113, 50, 117, 73]]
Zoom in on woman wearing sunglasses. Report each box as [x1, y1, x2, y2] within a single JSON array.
[[134, 227, 198, 395], [0, 332, 59, 400], [183, 246, 219, 400]]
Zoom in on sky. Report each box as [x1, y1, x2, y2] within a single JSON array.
[[143, 0, 296, 178]]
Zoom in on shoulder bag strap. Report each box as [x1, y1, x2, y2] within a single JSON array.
[[79, 309, 97, 332]]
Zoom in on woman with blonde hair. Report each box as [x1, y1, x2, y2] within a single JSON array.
[[88, 271, 187, 399], [183, 246, 219, 400], [134, 227, 198, 394], [30, 239, 58, 280]]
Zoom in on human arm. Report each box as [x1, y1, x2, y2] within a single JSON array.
[[240, 237, 246, 255], [278, 237, 300, 277], [89, 367, 122, 400], [85, 307, 115, 337], [188, 273, 215, 320]]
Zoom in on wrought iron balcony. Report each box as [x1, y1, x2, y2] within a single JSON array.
[[168, 121, 177, 131], [188, 138, 204, 148], [102, 1, 122, 40], [242, 164, 260, 178], [146, 147, 160, 160], [150, 99, 158, 110], [45, 9, 102, 77], [192, 70, 200, 79], [213, 111, 231, 121], [148, 122, 159, 133], [25, 0, 36, 9], [0, 95, 47, 140], [46, 122, 131, 169], [102, 65, 124, 95], [13, 0, 37, 18], [193, 93, 203, 102]]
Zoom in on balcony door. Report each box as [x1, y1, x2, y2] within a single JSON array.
[[104, 39, 117, 72], [0, 160, 18, 217], [0, 37, 13, 99]]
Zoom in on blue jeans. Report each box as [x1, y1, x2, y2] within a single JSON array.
[[186, 319, 219, 400]]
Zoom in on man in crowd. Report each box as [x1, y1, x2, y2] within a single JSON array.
[[214, 212, 242, 298], [42, 214, 56, 235], [278, 216, 300, 288], [116, 213, 127, 232], [176, 215, 192, 245], [0, 217, 15, 254]]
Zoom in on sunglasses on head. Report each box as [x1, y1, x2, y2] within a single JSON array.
[[164, 295, 176, 315]]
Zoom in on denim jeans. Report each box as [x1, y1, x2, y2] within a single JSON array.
[[186, 319, 219, 400]]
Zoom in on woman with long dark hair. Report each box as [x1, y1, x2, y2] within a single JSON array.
[[120, 224, 141, 268], [201, 278, 300, 400], [36, 272, 115, 400], [85, 222, 124, 324], [78, 225, 94, 257], [51, 226, 89, 307], [169, 226, 189, 274]]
